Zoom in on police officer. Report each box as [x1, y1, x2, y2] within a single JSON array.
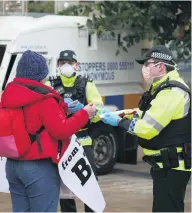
[[100, 45, 191, 212], [49, 50, 104, 212]]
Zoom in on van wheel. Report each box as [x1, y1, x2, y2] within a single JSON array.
[[89, 123, 119, 175]]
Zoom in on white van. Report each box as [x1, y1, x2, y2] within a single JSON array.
[[0, 15, 143, 174]]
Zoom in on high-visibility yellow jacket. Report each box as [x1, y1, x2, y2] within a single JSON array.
[[123, 70, 191, 171], [47, 74, 103, 146]]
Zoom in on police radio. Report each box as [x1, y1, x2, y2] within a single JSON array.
[[138, 86, 153, 112], [49, 75, 65, 95]]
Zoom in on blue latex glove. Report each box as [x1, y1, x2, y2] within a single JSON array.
[[64, 98, 73, 105], [101, 112, 121, 126], [64, 98, 84, 114], [68, 101, 84, 114], [100, 108, 111, 115]]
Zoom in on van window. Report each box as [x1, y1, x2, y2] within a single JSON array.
[[88, 30, 97, 50], [0, 45, 6, 67], [117, 33, 121, 46], [2, 52, 50, 90], [2, 54, 17, 90]]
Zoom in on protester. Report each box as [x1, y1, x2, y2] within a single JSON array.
[[1, 50, 96, 212]]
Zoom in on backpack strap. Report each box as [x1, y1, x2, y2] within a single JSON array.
[[17, 83, 61, 153], [29, 126, 44, 153]]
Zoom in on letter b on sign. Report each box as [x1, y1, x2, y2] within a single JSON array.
[[71, 158, 92, 186]]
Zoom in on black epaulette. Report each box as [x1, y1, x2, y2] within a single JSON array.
[[86, 77, 93, 82], [78, 75, 93, 83], [48, 75, 62, 88]]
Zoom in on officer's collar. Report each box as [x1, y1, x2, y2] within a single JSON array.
[[152, 70, 179, 91], [60, 74, 77, 87]]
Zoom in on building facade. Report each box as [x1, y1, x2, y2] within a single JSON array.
[[0, 0, 27, 16]]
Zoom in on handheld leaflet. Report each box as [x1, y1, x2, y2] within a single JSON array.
[[99, 109, 136, 119]]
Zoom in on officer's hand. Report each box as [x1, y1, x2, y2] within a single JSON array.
[[83, 103, 96, 118], [101, 112, 121, 126]]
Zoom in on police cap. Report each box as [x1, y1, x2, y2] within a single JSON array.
[[58, 50, 77, 62], [135, 45, 175, 65]]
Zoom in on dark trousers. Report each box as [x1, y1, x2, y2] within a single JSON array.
[[60, 145, 97, 212], [150, 167, 191, 212]]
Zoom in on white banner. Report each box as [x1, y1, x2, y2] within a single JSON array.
[[58, 135, 106, 212], [0, 158, 9, 193], [0, 136, 106, 212]]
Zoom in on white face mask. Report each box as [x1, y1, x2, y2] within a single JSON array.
[[58, 63, 75, 77], [142, 62, 167, 85]]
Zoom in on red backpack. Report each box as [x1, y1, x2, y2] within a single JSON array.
[[0, 105, 33, 158]]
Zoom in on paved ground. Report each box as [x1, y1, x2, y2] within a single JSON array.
[[0, 162, 191, 212]]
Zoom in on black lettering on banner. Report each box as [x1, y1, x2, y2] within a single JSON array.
[[62, 147, 79, 170], [68, 155, 72, 162], [71, 158, 92, 186], [62, 160, 68, 170], [71, 147, 79, 157]]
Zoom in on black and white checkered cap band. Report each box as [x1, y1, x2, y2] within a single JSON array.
[[151, 52, 172, 61]]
